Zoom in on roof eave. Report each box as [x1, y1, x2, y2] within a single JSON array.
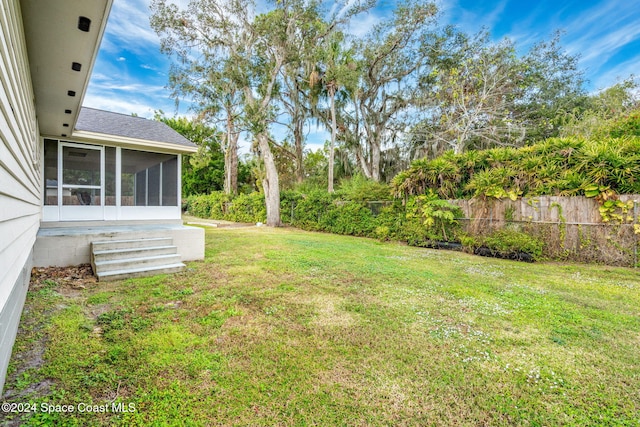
[[21, 0, 113, 137], [69, 130, 198, 154]]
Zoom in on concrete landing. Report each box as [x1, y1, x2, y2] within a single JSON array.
[[34, 221, 204, 267]]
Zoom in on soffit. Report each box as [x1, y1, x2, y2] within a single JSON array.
[[20, 0, 112, 137]]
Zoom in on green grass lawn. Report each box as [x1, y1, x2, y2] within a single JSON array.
[[2, 227, 640, 426]]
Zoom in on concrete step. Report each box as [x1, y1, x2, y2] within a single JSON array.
[[91, 236, 186, 281], [92, 237, 173, 252], [97, 263, 186, 282], [93, 254, 183, 274], [92, 245, 178, 262]]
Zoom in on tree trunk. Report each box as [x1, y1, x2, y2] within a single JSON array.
[[353, 93, 372, 179], [257, 132, 281, 226], [358, 99, 380, 181], [356, 146, 372, 179], [293, 117, 304, 184], [371, 139, 381, 182], [224, 116, 239, 194], [328, 87, 337, 193], [453, 139, 464, 155]]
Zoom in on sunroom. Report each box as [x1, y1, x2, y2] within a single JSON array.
[[42, 108, 189, 222], [34, 108, 204, 276]]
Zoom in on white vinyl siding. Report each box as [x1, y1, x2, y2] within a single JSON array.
[[0, 0, 40, 390]]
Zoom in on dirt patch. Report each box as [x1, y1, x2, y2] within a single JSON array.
[[1, 339, 52, 401]]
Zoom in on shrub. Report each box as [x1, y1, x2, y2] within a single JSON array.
[[336, 174, 392, 202], [404, 192, 462, 245], [328, 202, 377, 237], [184, 194, 210, 218], [373, 202, 407, 241], [458, 233, 479, 254], [185, 192, 232, 219], [290, 190, 337, 231], [609, 109, 640, 137], [280, 190, 304, 224], [480, 229, 544, 260], [393, 136, 640, 199], [226, 192, 266, 223]]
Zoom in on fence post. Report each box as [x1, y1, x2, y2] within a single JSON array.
[[490, 207, 493, 229], [634, 199, 638, 268]]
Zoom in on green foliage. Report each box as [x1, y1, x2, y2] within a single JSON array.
[[460, 229, 544, 260], [225, 193, 267, 223], [560, 79, 639, 140], [404, 192, 462, 244], [465, 167, 522, 200], [185, 192, 265, 223], [286, 189, 461, 244], [395, 136, 640, 199], [289, 190, 337, 231], [583, 186, 636, 224], [300, 149, 329, 189], [481, 229, 544, 259], [156, 115, 226, 196], [322, 202, 377, 237], [181, 154, 225, 195], [609, 110, 640, 137], [188, 186, 462, 247], [457, 233, 479, 253], [335, 174, 392, 202], [184, 192, 232, 219], [279, 190, 304, 224], [373, 202, 408, 241]]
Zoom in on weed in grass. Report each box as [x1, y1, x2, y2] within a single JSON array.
[[96, 309, 130, 332], [263, 305, 284, 316], [86, 292, 111, 305], [198, 310, 225, 328], [174, 287, 194, 297]]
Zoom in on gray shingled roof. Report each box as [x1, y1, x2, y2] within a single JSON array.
[[75, 107, 196, 148]]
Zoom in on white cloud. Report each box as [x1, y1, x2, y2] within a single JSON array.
[[590, 57, 640, 91], [84, 75, 192, 118], [441, 0, 640, 91], [81, 94, 160, 118], [557, 1, 640, 88], [90, 81, 167, 95], [100, 0, 160, 55], [346, 10, 382, 38]]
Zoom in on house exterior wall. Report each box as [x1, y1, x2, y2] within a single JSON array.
[[0, 0, 40, 391]]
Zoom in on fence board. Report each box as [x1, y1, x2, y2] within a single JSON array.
[[449, 195, 640, 267]]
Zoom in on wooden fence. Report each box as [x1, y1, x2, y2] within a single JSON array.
[[451, 195, 640, 267]]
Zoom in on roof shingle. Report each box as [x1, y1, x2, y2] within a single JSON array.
[[75, 107, 196, 148]]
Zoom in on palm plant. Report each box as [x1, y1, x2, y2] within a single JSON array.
[[466, 167, 521, 200], [485, 147, 519, 168], [426, 157, 461, 199], [311, 32, 359, 193], [553, 170, 588, 196]]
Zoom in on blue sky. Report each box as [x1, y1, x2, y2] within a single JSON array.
[[83, 0, 640, 151]]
